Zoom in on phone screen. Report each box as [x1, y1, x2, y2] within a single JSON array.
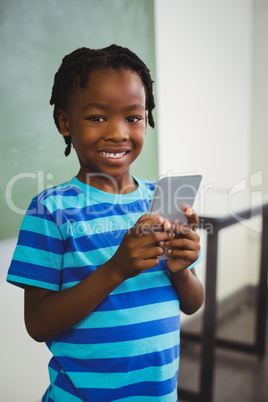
[[148, 173, 202, 259], [149, 173, 202, 223]]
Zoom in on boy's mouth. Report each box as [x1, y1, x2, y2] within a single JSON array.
[[99, 151, 128, 159]]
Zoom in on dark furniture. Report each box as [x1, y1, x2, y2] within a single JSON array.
[[178, 202, 268, 402]]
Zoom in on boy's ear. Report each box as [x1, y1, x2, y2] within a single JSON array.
[[57, 109, 70, 137]]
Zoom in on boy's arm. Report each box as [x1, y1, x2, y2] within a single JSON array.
[[160, 208, 204, 314], [169, 268, 204, 315], [24, 260, 125, 342], [24, 214, 174, 342]]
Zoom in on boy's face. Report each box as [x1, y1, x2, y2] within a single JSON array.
[[57, 68, 147, 192]]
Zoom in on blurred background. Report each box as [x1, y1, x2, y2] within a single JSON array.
[[0, 0, 267, 401]]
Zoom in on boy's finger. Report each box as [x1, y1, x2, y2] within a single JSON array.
[[185, 207, 197, 221], [127, 213, 152, 237], [163, 220, 188, 233], [161, 233, 200, 251], [141, 230, 175, 248], [185, 208, 198, 230], [163, 221, 197, 238], [128, 215, 164, 238], [162, 206, 198, 232]]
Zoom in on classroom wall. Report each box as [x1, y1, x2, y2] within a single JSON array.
[[0, 1, 156, 401], [0, 0, 158, 241], [154, 0, 262, 301]]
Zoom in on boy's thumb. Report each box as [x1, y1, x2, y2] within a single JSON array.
[[136, 213, 148, 223]]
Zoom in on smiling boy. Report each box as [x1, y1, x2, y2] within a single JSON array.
[[7, 45, 203, 401]]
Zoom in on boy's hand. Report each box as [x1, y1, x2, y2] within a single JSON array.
[[111, 214, 174, 280], [160, 208, 200, 273]]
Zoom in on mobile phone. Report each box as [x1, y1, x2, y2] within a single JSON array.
[[148, 173, 202, 259]]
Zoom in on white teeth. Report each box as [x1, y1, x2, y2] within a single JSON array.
[[100, 151, 127, 158]]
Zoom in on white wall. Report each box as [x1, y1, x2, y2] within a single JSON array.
[[154, 0, 260, 300], [154, 0, 252, 188], [247, 0, 268, 290], [0, 239, 51, 402], [251, 0, 268, 192]]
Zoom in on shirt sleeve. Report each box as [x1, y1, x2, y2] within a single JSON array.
[[188, 248, 203, 270], [6, 197, 64, 291]]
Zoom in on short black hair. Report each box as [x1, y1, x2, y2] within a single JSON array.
[[50, 44, 155, 156]]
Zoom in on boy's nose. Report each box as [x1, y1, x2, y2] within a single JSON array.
[[104, 122, 129, 142]]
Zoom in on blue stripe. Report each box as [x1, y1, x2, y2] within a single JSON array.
[[52, 315, 180, 344], [110, 388, 178, 402], [52, 371, 82, 401], [73, 299, 180, 329], [43, 193, 99, 213], [64, 229, 124, 253], [60, 213, 141, 240], [6, 274, 60, 291], [61, 265, 96, 284], [7, 260, 61, 285], [51, 364, 178, 400], [53, 370, 78, 396], [69, 176, 153, 202], [38, 185, 83, 201], [69, 357, 179, 388], [50, 199, 150, 224], [50, 331, 180, 359], [76, 374, 178, 400], [60, 263, 169, 290], [42, 191, 99, 213], [95, 285, 178, 311], [61, 259, 167, 283], [25, 198, 55, 220], [47, 362, 59, 386], [64, 246, 117, 267], [48, 356, 62, 373], [21, 215, 62, 239], [12, 245, 62, 268], [145, 180, 156, 191], [108, 265, 169, 294], [54, 344, 180, 373], [42, 386, 51, 402], [18, 230, 63, 254], [47, 386, 82, 402]]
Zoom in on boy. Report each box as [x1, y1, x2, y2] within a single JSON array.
[[7, 45, 203, 401]]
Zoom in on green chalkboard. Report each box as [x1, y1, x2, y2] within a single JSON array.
[[0, 0, 158, 240]]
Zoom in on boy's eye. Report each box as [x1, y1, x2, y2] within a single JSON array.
[[126, 116, 141, 123], [86, 116, 105, 122]]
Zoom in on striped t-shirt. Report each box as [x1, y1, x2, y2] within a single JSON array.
[[7, 176, 198, 401]]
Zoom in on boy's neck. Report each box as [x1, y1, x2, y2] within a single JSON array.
[[76, 171, 138, 194]]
